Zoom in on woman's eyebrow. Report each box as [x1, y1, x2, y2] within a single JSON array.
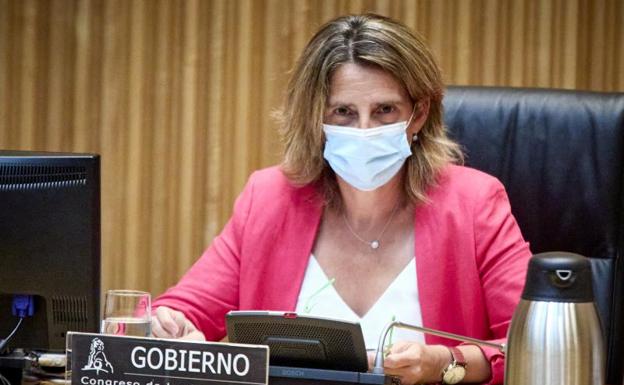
[[326, 100, 405, 108], [372, 100, 404, 107], [325, 101, 356, 108]]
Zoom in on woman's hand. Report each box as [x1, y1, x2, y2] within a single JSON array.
[[152, 306, 206, 341], [383, 341, 450, 385], [383, 342, 492, 384]]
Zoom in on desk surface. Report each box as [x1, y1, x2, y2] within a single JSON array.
[[2, 358, 396, 385]]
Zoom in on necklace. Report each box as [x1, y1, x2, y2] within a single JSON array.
[[342, 201, 401, 250]]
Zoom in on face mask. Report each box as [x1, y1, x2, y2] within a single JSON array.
[[322, 120, 413, 191]]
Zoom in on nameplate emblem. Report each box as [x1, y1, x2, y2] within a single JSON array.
[[68, 332, 268, 385]]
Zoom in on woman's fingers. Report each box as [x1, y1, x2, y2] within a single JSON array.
[[180, 318, 206, 340], [151, 316, 169, 338], [385, 341, 419, 368], [383, 342, 425, 385], [153, 306, 186, 337], [383, 342, 454, 385], [180, 328, 207, 341], [152, 306, 206, 341]]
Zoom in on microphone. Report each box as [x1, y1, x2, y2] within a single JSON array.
[[371, 321, 506, 374]]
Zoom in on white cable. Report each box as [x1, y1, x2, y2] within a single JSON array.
[[0, 372, 11, 385], [0, 318, 24, 351]]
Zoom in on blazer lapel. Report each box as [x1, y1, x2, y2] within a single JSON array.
[[248, 184, 323, 312]]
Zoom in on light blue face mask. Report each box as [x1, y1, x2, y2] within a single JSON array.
[[322, 120, 413, 191]]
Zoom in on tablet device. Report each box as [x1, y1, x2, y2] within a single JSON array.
[[226, 311, 368, 372]]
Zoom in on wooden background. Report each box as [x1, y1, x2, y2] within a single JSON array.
[[1, 0, 622, 297]]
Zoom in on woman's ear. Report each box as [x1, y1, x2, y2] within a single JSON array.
[[409, 98, 430, 136], [416, 98, 431, 122]]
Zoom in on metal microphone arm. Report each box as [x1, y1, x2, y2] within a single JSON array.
[[371, 321, 506, 374]]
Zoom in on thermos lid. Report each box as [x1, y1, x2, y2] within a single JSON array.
[[522, 252, 594, 302]]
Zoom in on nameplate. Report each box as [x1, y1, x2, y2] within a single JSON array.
[[68, 332, 269, 385]]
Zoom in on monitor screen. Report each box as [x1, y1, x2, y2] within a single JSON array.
[[0, 150, 101, 352]]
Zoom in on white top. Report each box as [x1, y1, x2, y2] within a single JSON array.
[[295, 255, 425, 350]]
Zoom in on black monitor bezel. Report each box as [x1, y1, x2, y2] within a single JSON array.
[[0, 150, 101, 352]]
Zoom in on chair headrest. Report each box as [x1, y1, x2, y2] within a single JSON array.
[[443, 86, 624, 259]]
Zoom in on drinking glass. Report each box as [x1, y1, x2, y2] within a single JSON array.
[[101, 290, 152, 337]]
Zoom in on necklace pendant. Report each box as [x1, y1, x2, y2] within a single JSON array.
[[370, 240, 380, 249]]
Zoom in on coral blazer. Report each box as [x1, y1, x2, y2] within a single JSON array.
[[154, 165, 531, 385]]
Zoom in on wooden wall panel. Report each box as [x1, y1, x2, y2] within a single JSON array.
[[1, 0, 622, 297]]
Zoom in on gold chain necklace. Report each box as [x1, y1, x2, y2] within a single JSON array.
[[341, 201, 401, 250]]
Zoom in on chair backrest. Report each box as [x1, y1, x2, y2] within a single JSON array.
[[443, 86, 624, 384]]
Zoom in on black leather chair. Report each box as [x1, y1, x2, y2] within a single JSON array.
[[443, 86, 624, 384]]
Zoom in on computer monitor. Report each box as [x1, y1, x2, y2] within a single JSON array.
[[0, 150, 101, 353]]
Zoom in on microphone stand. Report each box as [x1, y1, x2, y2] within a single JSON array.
[[371, 321, 506, 374]]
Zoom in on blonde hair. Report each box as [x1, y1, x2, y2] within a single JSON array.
[[276, 14, 463, 207]]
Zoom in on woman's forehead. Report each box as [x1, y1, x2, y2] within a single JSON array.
[[327, 63, 411, 106]]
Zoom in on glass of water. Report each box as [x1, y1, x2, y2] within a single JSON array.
[[101, 290, 152, 337]]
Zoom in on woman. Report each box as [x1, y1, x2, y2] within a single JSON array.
[[152, 14, 531, 385]]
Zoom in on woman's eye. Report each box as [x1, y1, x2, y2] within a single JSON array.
[[335, 107, 351, 115], [377, 105, 395, 114]]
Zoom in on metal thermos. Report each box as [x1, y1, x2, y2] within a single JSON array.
[[505, 252, 605, 385]]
